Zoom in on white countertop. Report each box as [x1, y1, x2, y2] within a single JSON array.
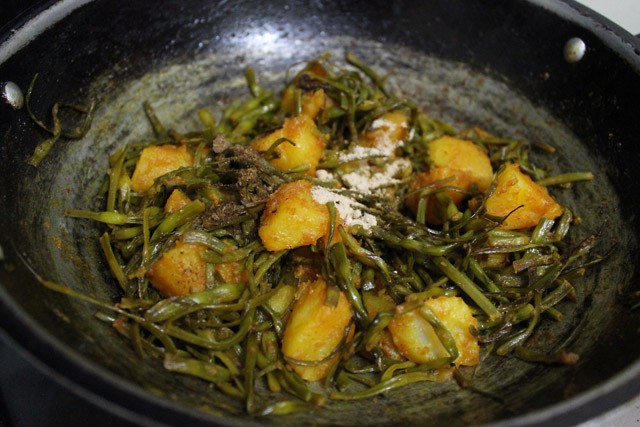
[[579, 0, 640, 35]]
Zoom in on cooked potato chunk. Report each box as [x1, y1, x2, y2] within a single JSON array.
[[388, 296, 479, 366], [251, 115, 326, 175], [214, 261, 248, 284], [164, 189, 191, 213], [427, 136, 493, 192], [281, 87, 326, 120], [147, 240, 207, 297], [360, 111, 409, 152], [281, 278, 353, 381], [131, 144, 194, 193], [362, 293, 404, 359], [485, 163, 563, 230], [259, 180, 330, 251], [406, 136, 493, 224], [406, 166, 477, 223]]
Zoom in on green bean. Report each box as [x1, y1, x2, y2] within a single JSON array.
[[197, 108, 216, 134], [380, 361, 415, 381], [143, 100, 168, 139], [540, 280, 574, 312], [530, 218, 555, 244], [372, 229, 458, 257], [163, 353, 232, 384], [164, 309, 255, 350], [497, 293, 542, 355], [345, 52, 388, 95], [418, 305, 459, 363], [468, 257, 502, 293], [244, 332, 258, 414], [514, 347, 580, 365], [257, 400, 319, 416], [435, 257, 500, 321], [26, 75, 96, 166], [181, 230, 230, 253], [151, 199, 205, 241], [245, 68, 264, 97], [339, 226, 392, 281], [330, 242, 369, 326], [330, 371, 439, 400], [65, 209, 134, 225], [107, 147, 127, 212], [112, 226, 143, 241], [99, 232, 128, 291], [512, 254, 558, 273], [145, 283, 245, 322], [535, 172, 594, 187]]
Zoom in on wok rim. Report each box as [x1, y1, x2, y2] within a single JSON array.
[[1, 1, 639, 426]]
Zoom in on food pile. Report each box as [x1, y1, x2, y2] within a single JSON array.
[[63, 54, 598, 415]]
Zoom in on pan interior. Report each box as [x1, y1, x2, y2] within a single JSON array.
[[2, 32, 638, 426]]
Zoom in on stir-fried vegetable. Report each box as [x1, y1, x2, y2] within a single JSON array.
[[59, 53, 603, 415], [26, 74, 96, 167]]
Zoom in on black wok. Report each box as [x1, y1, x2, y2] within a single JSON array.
[[0, 0, 639, 425]]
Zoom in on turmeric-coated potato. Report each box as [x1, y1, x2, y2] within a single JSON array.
[[406, 136, 493, 224], [388, 296, 479, 366], [164, 189, 191, 213], [362, 292, 404, 359], [258, 180, 330, 251], [147, 240, 207, 297], [281, 87, 326, 120], [251, 115, 326, 175], [406, 166, 476, 223], [281, 278, 353, 381], [360, 111, 409, 152], [215, 260, 248, 284], [427, 136, 493, 193], [485, 163, 563, 230], [131, 144, 194, 193]]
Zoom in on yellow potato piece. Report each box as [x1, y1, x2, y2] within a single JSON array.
[[427, 136, 493, 192], [406, 136, 494, 224], [251, 115, 325, 175], [363, 293, 404, 359], [485, 163, 563, 230], [164, 189, 191, 213], [258, 180, 330, 252], [131, 144, 194, 193], [425, 296, 480, 366], [388, 296, 479, 367], [147, 240, 207, 297], [281, 87, 326, 120], [360, 111, 409, 151], [281, 278, 353, 381], [214, 260, 248, 284], [406, 166, 476, 224]]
